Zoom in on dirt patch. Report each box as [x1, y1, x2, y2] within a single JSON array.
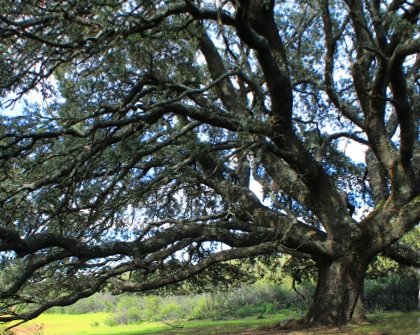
[[178, 321, 392, 335], [159, 325, 378, 335], [193, 326, 382, 335]]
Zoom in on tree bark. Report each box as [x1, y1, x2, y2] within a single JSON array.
[[352, 286, 368, 324], [306, 254, 369, 326]]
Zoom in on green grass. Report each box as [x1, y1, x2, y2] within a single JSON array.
[[4, 310, 299, 335], [157, 309, 299, 334], [3, 310, 419, 335], [7, 313, 167, 335], [357, 311, 420, 335]]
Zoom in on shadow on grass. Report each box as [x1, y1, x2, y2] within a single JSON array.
[[153, 311, 419, 335]]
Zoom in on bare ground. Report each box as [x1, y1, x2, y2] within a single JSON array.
[[170, 325, 394, 335], [160, 328, 392, 335], [159, 319, 406, 335]]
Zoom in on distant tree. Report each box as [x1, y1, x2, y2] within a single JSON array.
[[0, 0, 419, 327]]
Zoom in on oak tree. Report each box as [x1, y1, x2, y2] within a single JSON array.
[[0, 0, 419, 327]]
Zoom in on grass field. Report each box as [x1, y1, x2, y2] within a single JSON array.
[[7, 313, 166, 335], [4, 311, 298, 335], [3, 311, 419, 335]]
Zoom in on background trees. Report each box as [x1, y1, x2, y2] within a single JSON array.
[[0, 0, 419, 327]]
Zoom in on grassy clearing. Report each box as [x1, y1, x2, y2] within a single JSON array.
[[3, 311, 298, 335], [3, 310, 419, 335], [156, 310, 300, 335], [7, 313, 167, 335], [356, 311, 419, 335], [162, 311, 420, 335]]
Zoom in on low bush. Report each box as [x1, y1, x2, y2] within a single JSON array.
[[158, 301, 186, 320], [49, 271, 417, 326], [364, 274, 418, 311], [105, 296, 143, 325], [48, 293, 117, 314], [189, 295, 210, 320]]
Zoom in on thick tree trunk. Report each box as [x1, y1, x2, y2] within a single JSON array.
[[306, 255, 369, 326], [352, 284, 368, 324]]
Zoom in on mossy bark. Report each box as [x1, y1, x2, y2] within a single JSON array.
[[306, 255, 369, 326]]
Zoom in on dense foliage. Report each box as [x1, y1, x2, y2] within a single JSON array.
[[0, 0, 419, 328]]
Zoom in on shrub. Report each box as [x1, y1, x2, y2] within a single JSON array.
[[138, 295, 161, 321], [189, 295, 210, 320], [111, 296, 143, 324], [364, 274, 418, 311], [104, 318, 118, 327], [158, 302, 186, 320], [50, 293, 117, 314]]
